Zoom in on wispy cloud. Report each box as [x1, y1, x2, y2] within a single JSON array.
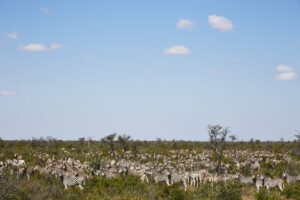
[[164, 45, 190, 55], [5, 32, 19, 40], [0, 90, 17, 97], [176, 19, 195, 30], [275, 65, 297, 81], [208, 15, 234, 32], [40, 7, 53, 16], [18, 43, 63, 52], [49, 43, 63, 50]]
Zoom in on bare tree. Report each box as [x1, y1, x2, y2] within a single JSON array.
[[208, 125, 229, 176]]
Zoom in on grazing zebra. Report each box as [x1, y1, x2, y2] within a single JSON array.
[[235, 173, 254, 185], [282, 172, 300, 184], [59, 173, 85, 190], [170, 172, 189, 191], [153, 172, 170, 186], [261, 176, 284, 192]]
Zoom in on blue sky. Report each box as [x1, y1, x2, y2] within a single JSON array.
[[0, 0, 299, 140]]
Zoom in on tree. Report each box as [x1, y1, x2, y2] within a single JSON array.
[[117, 134, 131, 152], [208, 125, 229, 175], [294, 131, 300, 156], [295, 131, 300, 142], [101, 133, 117, 156], [78, 137, 85, 146], [229, 135, 237, 158]]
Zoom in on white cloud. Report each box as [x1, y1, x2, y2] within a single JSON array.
[[5, 32, 19, 39], [18, 43, 63, 52], [177, 19, 195, 30], [49, 43, 63, 50], [275, 64, 297, 81], [18, 44, 47, 52], [276, 65, 294, 73], [208, 15, 234, 32], [164, 45, 190, 55], [0, 90, 17, 97], [40, 7, 53, 15]]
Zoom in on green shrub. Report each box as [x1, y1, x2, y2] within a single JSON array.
[[255, 188, 282, 200], [283, 183, 300, 200]]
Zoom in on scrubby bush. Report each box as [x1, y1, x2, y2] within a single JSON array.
[[255, 188, 282, 200], [283, 182, 300, 200]]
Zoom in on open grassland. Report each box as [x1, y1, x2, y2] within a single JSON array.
[[1, 138, 300, 200]]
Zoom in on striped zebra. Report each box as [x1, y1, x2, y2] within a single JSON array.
[[189, 170, 207, 187], [261, 176, 284, 192], [189, 171, 200, 187], [282, 172, 300, 184], [170, 172, 189, 191], [202, 172, 218, 186], [59, 173, 85, 190], [153, 172, 170, 186], [128, 169, 149, 183], [253, 175, 263, 191], [235, 173, 254, 185]]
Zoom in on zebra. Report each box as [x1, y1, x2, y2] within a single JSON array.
[[170, 172, 189, 191], [261, 175, 284, 192], [282, 172, 300, 184], [189, 170, 207, 187], [16, 167, 31, 181], [189, 171, 200, 187], [153, 172, 170, 186], [202, 172, 218, 186], [128, 168, 149, 183], [59, 173, 85, 190], [253, 175, 263, 191], [235, 173, 254, 185]]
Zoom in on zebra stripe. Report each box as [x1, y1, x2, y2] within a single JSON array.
[[262, 176, 284, 192], [153, 173, 170, 186], [189, 171, 200, 187], [236, 174, 253, 184], [283, 172, 300, 184], [170, 172, 189, 191], [60, 173, 85, 190], [252, 175, 263, 191]]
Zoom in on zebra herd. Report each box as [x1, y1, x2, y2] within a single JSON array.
[[236, 172, 300, 192], [151, 171, 300, 192], [1, 151, 300, 193]]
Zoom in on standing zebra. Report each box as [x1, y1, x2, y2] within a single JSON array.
[[261, 175, 284, 192], [235, 173, 254, 185], [170, 172, 189, 191], [189, 170, 207, 187], [59, 173, 85, 190], [253, 175, 263, 191], [153, 172, 170, 186], [189, 171, 200, 187], [128, 168, 149, 183], [282, 172, 300, 184]]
